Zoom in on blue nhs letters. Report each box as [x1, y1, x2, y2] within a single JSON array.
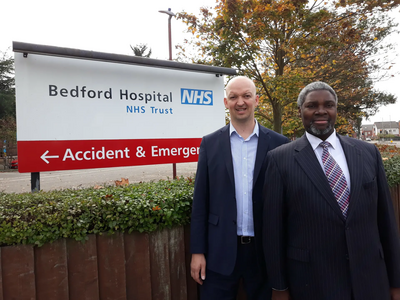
[[181, 89, 213, 105]]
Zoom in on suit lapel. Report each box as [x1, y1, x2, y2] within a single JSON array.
[[220, 125, 235, 189], [294, 135, 345, 220], [253, 127, 270, 186], [338, 136, 363, 220]]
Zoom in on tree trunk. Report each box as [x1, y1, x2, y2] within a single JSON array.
[[272, 101, 283, 134], [272, 47, 285, 134]]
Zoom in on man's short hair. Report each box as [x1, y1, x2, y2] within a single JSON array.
[[297, 81, 338, 108]]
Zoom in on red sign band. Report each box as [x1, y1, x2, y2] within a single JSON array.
[[17, 138, 201, 173]]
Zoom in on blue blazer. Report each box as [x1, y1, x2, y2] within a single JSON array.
[[263, 134, 400, 300], [190, 124, 289, 276]]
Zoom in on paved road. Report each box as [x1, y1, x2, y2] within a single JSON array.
[[0, 162, 198, 194]]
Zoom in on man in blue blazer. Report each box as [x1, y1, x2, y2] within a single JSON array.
[[190, 76, 289, 299], [263, 81, 400, 300]]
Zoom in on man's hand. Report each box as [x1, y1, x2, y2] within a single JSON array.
[[391, 287, 400, 300], [190, 253, 206, 285], [272, 289, 290, 300]]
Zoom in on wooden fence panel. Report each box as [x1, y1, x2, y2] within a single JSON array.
[[124, 232, 152, 300], [0, 228, 195, 300], [2, 245, 35, 300], [184, 225, 199, 300], [149, 230, 171, 300], [35, 239, 69, 300], [67, 235, 99, 300], [0, 249, 3, 300], [168, 226, 187, 300], [97, 232, 127, 300], [237, 280, 246, 300]]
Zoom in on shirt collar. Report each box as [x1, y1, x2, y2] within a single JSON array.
[[306, 129, 339, 151], [229, 120, 259, 138]]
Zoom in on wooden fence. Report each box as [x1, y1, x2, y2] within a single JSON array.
[[0, 186, 399, 300], [0, 226, 198, 300]]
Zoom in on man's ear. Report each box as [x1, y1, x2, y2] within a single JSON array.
[[224, 98, 228, 109], [298, 107, 302, 118]]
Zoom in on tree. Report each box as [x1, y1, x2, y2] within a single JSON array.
[[130, 44, 152, 57], [0, 51, 16, 150], [0, 116, 16, 148], [177, 0, 398, 134], [0, 51, 15, 119]]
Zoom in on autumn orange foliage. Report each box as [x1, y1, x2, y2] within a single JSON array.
[[375, 143, 400, 159], [177, 0, 398, 136], [115, 178, 129, 187]]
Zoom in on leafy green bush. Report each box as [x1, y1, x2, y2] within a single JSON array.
[[0, 177, 194, 247], [374, 143, 400, 187], [383, 155, 400, 188]]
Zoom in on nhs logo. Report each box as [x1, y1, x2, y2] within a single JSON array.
[[181, 88, 213, 106]]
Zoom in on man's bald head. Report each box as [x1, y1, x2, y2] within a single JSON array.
[[225, 76, 257, 96]]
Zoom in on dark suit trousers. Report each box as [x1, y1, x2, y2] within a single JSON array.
[[200, 238, 271, 300]]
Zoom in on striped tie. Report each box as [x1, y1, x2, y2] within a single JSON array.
[[320, 141, 350, 218]]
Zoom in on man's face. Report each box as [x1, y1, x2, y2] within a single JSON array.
[[224, 78, 259, 124], [299, 90, 337, 140]]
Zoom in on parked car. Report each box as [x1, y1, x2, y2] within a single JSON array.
[[366, 137, 371, 141], [10, 159, 18, 169]]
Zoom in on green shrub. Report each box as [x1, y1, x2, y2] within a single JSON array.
[[383, 155, 400, 188], [0, 177, 194, 247]]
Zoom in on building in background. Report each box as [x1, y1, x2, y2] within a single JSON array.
[[373, 121, 400, 136], [360, 121, 400, 139], [361, 124, 374, 140]]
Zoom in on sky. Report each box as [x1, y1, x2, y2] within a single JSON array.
[[2, 0, 399, 125]]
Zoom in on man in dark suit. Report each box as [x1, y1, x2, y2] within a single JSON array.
[[190, 76, 289, 299], [263, 81, 400, 300]]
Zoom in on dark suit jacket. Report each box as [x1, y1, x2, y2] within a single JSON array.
[[190, 124, 289, 276], [263, 134, 400, 300]]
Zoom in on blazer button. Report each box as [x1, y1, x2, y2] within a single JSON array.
[[345, 254, 349, 260], [233, 220, 237, 225]]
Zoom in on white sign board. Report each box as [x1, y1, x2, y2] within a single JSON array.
[[15, 52, 226, 172]]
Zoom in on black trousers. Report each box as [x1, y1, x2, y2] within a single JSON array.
[[200, 237, 271, 300]]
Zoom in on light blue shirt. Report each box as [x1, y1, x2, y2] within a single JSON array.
[[229, 121, 259, 236]]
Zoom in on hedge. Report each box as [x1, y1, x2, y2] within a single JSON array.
[[383, 155, 400, 187], [377, 143, 400, 187], [0, 177, 194, 247]]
